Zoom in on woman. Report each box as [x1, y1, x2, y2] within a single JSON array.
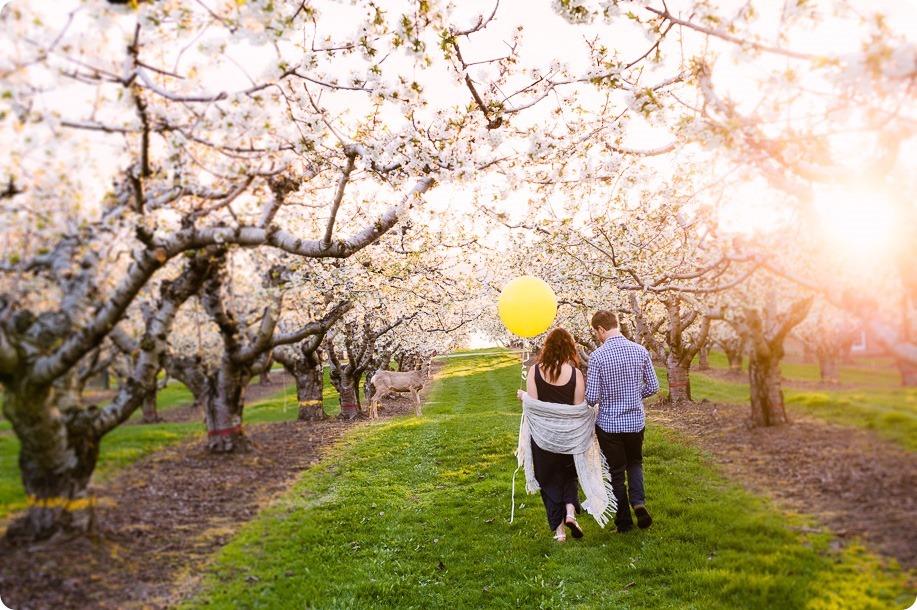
[[518, 328, 586, 543]]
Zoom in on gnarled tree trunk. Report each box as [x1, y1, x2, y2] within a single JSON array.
[[817, 354, 840, 385], [201, 368, 252, 453], [716, 336, 745, 377], [666, 353, 692, 402], [661, 295, 716, 403], [141, 386, 163, 423], [697, 345, 710, 371], [3, 383, 99, 542], [1, 250, 216, 542], [295, 360, 326, 421], [275, 351, 326, 421], [899, 360, 917, 387], [741, 296, 813, 428], [273, 302, 353, 421], [748, 351, 787, 426]]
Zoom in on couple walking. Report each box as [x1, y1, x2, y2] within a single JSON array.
[[516, 310, 660, 543]]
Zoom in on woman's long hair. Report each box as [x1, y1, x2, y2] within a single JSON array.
[[538, 328, 579, 383]]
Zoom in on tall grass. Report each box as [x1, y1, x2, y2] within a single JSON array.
[[185, 351, 913, 609]]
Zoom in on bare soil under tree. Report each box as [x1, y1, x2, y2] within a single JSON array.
[[1, 368, 914, 609]]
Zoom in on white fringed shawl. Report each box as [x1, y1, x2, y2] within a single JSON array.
[[514, 394, 616, 527]]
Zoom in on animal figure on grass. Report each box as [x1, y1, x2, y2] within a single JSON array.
[[368, 363, 428, 418]]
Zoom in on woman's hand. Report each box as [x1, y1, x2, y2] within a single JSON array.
[[517, 389, 526, 401]]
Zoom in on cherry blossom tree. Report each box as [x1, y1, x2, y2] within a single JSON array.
[[2, 0, 912, 541], [272, 300, 353, 422], [2, 248, 222, 542], [7, 0, 653, 539], [708, 322, 745, 377], [792, 301, 861, 385]]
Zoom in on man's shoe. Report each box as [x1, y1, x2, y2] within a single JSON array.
[[616, 523, 634, 534], [634, 505, 653, 529]]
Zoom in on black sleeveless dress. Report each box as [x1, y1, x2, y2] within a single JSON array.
[[531, 364, 581, 531]]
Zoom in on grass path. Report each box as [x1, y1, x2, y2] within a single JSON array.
[[185, 350, 913, 609]]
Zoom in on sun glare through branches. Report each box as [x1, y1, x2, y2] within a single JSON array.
[[813, 185, 898, 264]]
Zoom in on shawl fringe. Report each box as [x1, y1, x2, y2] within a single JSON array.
[[513, 395, 616, 528]]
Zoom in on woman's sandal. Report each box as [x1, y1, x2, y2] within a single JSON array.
[[553, 533, 566, 543], [565, 515, 584, 539]]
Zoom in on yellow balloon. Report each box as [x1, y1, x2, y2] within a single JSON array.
[[498, 276, 558, 338]]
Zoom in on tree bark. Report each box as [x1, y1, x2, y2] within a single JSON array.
[[718, 338, 744, 376], [665, 353, 692, 402], [277, 349, 325, 421], [727, 352, 743, 374], [325, 315, 404, 420], [339, 383, 360, 420], [741, 296, 813, 427], [802, 345, 816, 364], [1, 250, 217, 542], [697, 345, 710, 371], [657, 295, 712, 402], [818, 354, 840, 385], [3, 384, 99, 542], [201, 366, 252, 453], [295, 363, 326, 421], [140, 387, 163, 424], [899, 360, 917, 387], [801, 320, 856, 386], [748, 352, 787, 426]]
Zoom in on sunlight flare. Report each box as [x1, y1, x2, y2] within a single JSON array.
[[813, 185, 898, 259]]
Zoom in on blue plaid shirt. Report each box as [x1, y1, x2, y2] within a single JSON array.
[[586, 335, 659, 433]]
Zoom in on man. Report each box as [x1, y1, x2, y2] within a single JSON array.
[[586, 310, 659, 533]]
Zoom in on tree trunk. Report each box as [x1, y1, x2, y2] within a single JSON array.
[[0, 246, 218, 543], [841, 342, 855, 365], [338, 383, 359, 420], [748, 354, 787, 426], [801, 345, 816, 364], [140, 387, 162, 423], [350, 371, 365, 410], [296, 369, 325, 420], [202, 368, 251, 453], [666, 354, 692, 402], [327, 349, 361, 419], [735, 297, 813, 428], [289, 354, 325, 421], [818, 354, 840, 385], [697, 346, 710, 371], [899, 360, 917, 387], [259, 355, 273, 385], [3, 385, 99, 542]]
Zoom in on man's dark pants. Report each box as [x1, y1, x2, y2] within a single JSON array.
[[594, 426, 646, 529]]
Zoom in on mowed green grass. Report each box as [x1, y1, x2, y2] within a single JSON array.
[[656, 353, 917, 452], [184, 350, 913, 610]]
